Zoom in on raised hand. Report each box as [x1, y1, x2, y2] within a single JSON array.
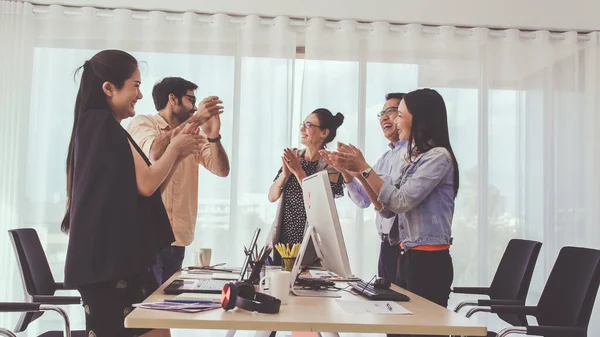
[[170, 132, 207, 158], [283, 148, 303, 177], [200, 115, 221, 139], [326, 143, 369, 174], [190, 96, 223, 124], [281, 155, 292, 179], [171, 121, 200, 141]]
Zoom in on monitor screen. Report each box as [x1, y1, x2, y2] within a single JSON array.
[[300, 170, 352, 278]]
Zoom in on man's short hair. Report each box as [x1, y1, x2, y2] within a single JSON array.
[[152, 77, 198, 111], [385, 92, 405, 101]]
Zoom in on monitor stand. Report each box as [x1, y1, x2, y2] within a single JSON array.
[[289, 223, 341, 298]]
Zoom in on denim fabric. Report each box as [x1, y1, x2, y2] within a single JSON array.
[[346, 140, 407, 244], [151, 245, 185, 285], [378, 147, 455, 249]]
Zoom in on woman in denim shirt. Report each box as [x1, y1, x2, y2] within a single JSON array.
[[323, 88, 459, 322]]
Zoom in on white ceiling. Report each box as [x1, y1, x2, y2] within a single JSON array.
[[27, 0, 600, 32]]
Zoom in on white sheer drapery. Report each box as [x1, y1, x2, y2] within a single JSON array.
[[302, 18, 600, 333], [2, 1, 599, 335]]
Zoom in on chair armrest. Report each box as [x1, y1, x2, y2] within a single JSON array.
[[0, 303, 72, 337], [32, 295, 81, 305], [453, 300, 480, 312], [478, 299, 524, 306], [489, 305, 537, 317], [526, 326, 586, 337], [452, 286, 490, 295], [54, 282, 77, 290], [0, 302, 41, 312], [0, 328, 18, 337]]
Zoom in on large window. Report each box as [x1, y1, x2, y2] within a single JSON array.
[[4, 43, 599, 336]]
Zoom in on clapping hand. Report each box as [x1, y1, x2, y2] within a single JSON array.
[[324, 142, 370, 174], [283, 148, 303, 178], [190, 96, 223, 124]]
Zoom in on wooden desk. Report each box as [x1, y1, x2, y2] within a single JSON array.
[[125, 272, 486, 336]]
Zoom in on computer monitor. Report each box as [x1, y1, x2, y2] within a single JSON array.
[[290, 170, 352, 287]]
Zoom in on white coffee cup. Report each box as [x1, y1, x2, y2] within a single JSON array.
[[260, 266, 282, 289], [196, 248, 212, 267], [260, 270, 291, 304]]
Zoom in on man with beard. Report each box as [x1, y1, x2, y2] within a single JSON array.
[[127, 77, 230, 285]]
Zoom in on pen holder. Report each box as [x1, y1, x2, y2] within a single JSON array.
[[282, 257, 296, 272], [248, 260, 266, 284]]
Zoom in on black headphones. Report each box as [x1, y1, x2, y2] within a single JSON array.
[[220, 281, 281, 314]]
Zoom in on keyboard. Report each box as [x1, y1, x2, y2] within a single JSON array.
[[164, 279, 229, 294], [348, 281, 410, 302]]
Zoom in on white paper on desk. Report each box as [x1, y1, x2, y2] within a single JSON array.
[[211, 273, 240, 280], [336, 300, 412, 315], [308, 270, 336, 278], [179, 273, 212, 279], [307, 270, 361, 282]]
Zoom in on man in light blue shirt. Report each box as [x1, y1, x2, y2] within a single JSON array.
[[346, 93, 407, 283]]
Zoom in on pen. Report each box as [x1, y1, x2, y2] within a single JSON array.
[[386, 303, 393, 311], [187, 266, 234, 273]]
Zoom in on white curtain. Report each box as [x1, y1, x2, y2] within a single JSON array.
[[2, 1, 600, 336], [302, 19, 600, 334]]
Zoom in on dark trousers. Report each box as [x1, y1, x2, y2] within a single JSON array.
[[151, 245, 185, 285], [389, 249, 454, 337], [378, 240, 400, 283]]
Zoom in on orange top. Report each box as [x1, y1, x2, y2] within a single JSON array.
[[400, 244, 450, 251]]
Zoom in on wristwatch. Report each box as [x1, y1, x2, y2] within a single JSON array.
[[207, 134, 222, 143], [361, 167, 373, 179]]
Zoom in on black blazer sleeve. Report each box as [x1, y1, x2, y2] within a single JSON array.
[[64, 109, 173, 288]]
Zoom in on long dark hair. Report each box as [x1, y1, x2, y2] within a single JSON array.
[[61, 50, 138, 233], [403, 88, 460, 198], [311, 108, 344, 147]]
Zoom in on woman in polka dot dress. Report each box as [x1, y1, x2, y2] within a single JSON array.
[[267, 108, 347, 265]]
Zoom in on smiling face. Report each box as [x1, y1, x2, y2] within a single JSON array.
[[104, 67, 143, 121], [379, 98, 401, 142], [172, 89, 198, 124], [300, 113, 329, 147], [394, 99, 413, 141]]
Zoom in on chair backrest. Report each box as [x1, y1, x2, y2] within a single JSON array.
[[489, 239, 542, 325], [536, 246, 600, 329], [8, 228, 57, 331]]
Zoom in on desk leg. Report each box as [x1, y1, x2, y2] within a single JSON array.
[[225, 331, 237, 337]]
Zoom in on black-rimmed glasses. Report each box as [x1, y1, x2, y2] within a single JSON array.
[[301, 121, 321, 129], [183, 94, 197, 105]]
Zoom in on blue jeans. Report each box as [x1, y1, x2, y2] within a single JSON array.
[[151, 245, 185, 285]]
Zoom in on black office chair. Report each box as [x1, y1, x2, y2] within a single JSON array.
[[453, 238, 542, 331], [8, 228, 84, 336], [0, 302, 72, 337], [467, 246, 600, 337]]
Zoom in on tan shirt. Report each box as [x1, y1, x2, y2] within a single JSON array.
[[127, 114, 213, 246]]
